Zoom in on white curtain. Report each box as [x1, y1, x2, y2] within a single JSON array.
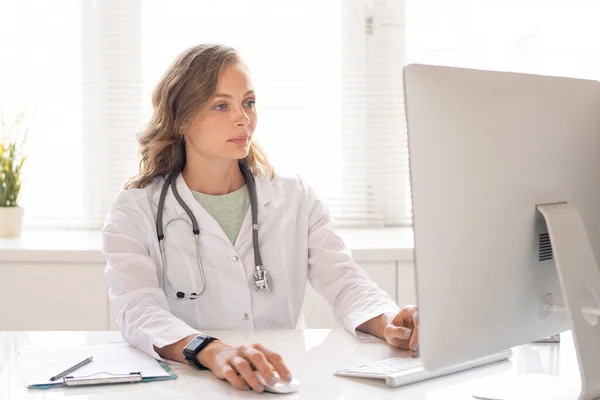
[[0, 0, 410, 230]]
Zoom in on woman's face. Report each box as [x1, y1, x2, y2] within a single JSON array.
[[183, 62, 257, 162]]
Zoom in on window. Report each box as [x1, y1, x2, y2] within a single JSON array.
[[4, 1, 598, 231], [406, 0, 600, 81], [0, 0, 84, 227], [0, 0, 409, 230]]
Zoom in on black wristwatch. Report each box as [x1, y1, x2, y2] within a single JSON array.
[[183, 334, 218, 370]]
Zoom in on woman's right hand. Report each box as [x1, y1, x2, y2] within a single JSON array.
[[197, 340, 293, 393]]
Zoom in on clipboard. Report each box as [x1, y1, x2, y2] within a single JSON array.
[[27, 363, 177, 389], [533, 334, 561, 344], [18, 342, 178, 390]]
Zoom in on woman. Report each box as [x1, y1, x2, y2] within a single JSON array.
[[102, 43, 418, 393]]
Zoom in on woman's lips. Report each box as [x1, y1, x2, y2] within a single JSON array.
[[229, 137, 249, 144]]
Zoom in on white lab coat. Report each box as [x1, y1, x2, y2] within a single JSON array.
[[102, 172, 400, 360]]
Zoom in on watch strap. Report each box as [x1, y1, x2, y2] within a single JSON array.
[[183, 335, 217, 370]]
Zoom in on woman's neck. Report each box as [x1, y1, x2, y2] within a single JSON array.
[[181, 158, 245, 195]]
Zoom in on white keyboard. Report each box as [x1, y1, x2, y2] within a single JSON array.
[[334, 349, 513, 388]]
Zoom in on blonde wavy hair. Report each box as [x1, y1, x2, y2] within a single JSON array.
[[125, 44, 274, 189]]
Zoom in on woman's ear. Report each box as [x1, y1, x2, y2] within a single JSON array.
[[176, 120, 189, 137]]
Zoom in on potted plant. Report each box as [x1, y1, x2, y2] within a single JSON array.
[[0, 108, 28, 238]]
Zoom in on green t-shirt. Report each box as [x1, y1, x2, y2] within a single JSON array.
[[191, 185, 251, 245]]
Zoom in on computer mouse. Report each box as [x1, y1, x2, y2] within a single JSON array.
[[254, 371, 301, 394]]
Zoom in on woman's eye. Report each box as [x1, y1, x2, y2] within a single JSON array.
[[245, 99, 256, 108], [215, 103, 227, 111]]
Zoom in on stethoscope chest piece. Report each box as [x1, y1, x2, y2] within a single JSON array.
[[252, 266, 272, 292]]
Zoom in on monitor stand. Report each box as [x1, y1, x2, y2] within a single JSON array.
[[472, 202, 600, 400]]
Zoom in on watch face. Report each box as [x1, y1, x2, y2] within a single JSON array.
[[185, 335, 210, 354]]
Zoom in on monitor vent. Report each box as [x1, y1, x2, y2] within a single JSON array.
[[539, 233, 553, 261]]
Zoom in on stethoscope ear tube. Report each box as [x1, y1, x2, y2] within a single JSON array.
[[156, 172, 176, 241], [240, 163, 272, 292], [239, 162, 263, 269], [170, 171, 200, 234]]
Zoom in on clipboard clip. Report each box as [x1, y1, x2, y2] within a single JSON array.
[[63, 372, 143, 387]]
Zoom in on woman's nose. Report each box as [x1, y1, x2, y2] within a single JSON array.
[[235, 107, 251, 127]]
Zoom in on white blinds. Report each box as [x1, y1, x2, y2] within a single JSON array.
[[367, 0, 411, 226], [340, 0, 411, 226], [0, 0, 410, 229], [80, 0, 144, 228]]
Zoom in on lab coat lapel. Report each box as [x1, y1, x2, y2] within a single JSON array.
[[235, 173, 273, 250]]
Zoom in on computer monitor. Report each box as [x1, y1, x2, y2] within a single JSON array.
[[403, 64, 600, 399]]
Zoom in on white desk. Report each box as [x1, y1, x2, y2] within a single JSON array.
[[0, 329, 580, 400]]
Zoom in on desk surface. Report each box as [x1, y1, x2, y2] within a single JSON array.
[[0, 329, 580, 400]]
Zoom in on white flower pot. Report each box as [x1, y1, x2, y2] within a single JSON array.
[[0, 206, 24, 238]]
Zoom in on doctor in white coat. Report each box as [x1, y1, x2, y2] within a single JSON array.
[[102, 43, 419, 393]]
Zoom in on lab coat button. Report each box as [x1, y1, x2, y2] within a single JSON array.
[[242, 313, 249, 320], [232, 255, 239, 262]]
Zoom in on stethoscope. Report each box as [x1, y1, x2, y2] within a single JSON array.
[[155, 162, 272, 300]]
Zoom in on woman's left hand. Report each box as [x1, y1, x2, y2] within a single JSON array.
[[383, 305, 419, 357]]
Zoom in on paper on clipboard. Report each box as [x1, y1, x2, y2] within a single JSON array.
[[18, 342, 170, 387]]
